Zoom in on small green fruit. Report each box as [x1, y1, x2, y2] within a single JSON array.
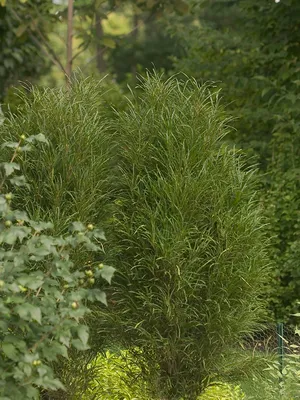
[[32, 360, 41, 366], [0, 280, 5, 288], [85, 270, 93, 277], [20, 134, 26, 141], [79, 279, 84, 285], [5, 193, 12, 201], [71, 302, 79, 309], [5, 220, 12, 228], [87, 224, 94, 231], [63, 284, 69, 289], [88, 278, 95, 285], [16, 147, 22, 153], [98, 263, 104, 270]]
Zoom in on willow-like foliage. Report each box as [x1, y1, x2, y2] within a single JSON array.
[[99, 74, 270, 399], [0, 76, 114, 233]]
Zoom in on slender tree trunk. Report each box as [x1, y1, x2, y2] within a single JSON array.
[[131, 13, 139, 80], [95, 11, 106, 73], [66, 0, 74, 85]]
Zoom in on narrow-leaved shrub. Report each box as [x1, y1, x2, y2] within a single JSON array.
[[0, 77, 114, 233], [99, 74, 270, 399]]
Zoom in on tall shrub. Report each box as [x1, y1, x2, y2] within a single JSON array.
[[99, 75, 270, 399], [0, 77, 114, 233]]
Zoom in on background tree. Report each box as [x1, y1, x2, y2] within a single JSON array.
[[0, 0, 53, 101]]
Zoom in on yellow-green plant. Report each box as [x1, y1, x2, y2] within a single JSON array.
[[198, 382, 245, 400], [80, 350, 152, 400]]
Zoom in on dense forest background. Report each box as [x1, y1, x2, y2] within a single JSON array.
[[1, 1, 300, 399]]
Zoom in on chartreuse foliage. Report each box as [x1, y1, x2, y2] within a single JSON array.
[[80, 351, 245, 400], [81, 350, 151, 400], [198, 382, 244, 400], [97, 74, 270, 399], [0, 135, 114, 399]]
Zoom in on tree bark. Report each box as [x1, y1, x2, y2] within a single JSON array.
[[95, 11, 106, 73], [66, 0, 74, 85]]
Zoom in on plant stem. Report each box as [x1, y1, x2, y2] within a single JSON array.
[[66, 0, 74, 86]]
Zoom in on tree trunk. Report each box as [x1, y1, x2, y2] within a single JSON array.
[[66, 0, 74, 85], [131, 13, 139, 80], [95, 11, 106, 73]]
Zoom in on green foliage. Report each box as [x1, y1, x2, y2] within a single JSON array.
[[108, 18, 184, 83], [240, 342, 300, 400], [81, 353, 245, 400], [0, 77, 114, 234], [198, 382, 245, 400], [0, 0, 52, 100], [171, 0, 300, 321], [97, 74, 270, 399], [0, 135, 114, 399], [0, 78, 119, 398]]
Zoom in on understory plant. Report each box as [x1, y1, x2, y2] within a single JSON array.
[[198, 382, 245, 400], [80, 352, 245, 400], [0, 135, 114, 399], [97, 74, 270, 399], [80, 349, 151, 400]]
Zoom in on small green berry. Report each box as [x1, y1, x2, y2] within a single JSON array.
[[87, 224, 94, 231], [0, 280, 5, 288], [20, 134, 26, 141], [85, 270, 93, 277], [5, 220, 12, 228], [88, 278, 95, 285], [77, 232, 84, 237], [5, 193, 12, 201], [32, 360, 41, 366], [16, 147, 22, 153], [79, 279, 84, 285], [71, 301, 79, 309], [98, 263, 104, 270], [63, 284, 69, 289]]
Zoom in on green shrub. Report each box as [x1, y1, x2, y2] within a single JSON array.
[[0, 77, 114, 234], [0, 135, 114, 399], [198, 382, 245, 400], [98, 74, 270, 399]]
